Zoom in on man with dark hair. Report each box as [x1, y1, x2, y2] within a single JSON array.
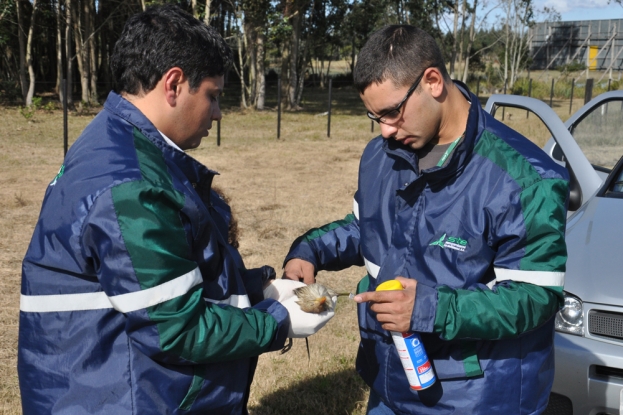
[[18, 5, 331, 414], [284, 25, 569, 414]]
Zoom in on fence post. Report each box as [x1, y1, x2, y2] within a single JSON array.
[[584, 78, 594, 104], [549, 79, 555, 108], [502, 80, 507, 121], [476, 77, 480, 99], [277, 77, 282, 140], [327, 78, 332, 138], [569, 79, 575, 114], [217, 118, 221, 147], [527, 78, 532, 119], [371, 119, 374, 133], [608, 78, 612, 92], [62, 79, 68, 156]]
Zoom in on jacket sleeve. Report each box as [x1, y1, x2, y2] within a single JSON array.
[[414, 177, 568, 340], [82, 181, 289, 366], [284, 212, 364, 272]]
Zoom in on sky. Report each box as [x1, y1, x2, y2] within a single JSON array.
[[535, 0, 622, 22]]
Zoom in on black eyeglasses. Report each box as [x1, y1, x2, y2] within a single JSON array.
[[366, 69, 426, 125]]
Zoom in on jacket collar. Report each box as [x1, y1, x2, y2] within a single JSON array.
[[382, 80, 481, 181], [103, 91, 218, 186]]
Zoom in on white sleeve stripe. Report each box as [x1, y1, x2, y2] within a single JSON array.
[[205, 294, 251, 309], [20, 267, 204, 313], [353, 199, 359, 220], [364, 257, 380, 279], [493, 268, 565, 287]]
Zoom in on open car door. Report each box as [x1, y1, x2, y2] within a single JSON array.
[[484, 94, 603, 212]]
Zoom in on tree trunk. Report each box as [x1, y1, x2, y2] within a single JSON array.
[[87, 0, 97, 103], [191, 0, 198, 18], [65, 0, 73, 107], [461, 0, 477, 83], [16, 0, 27, 103], [287, 8, 301, 110], [450, 0, 459, 78], [457, 0, 467, 77], [73, 0, 89, 105], [254, 30, 266, 110], [56, 0, 63, 101], [25, 0, 39, 105], [236, 34, 247, 108], [204, 0, 211, 24]]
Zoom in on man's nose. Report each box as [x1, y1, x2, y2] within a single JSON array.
[[379, 122, 398, 139], [212, 103, 222, 121]]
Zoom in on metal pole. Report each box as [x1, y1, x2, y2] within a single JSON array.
[[476, 77, 480, 99], [608, 78, 611, 92], [569, 79, 575, 115], [277, 77, 282, 140], [549, 78, 555, 108], [327, 78, 332, 138], [371, 119, 374, 133], [63, 78, 68, 156]]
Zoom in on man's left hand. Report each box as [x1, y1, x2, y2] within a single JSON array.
[[354, 277, 416, 333]]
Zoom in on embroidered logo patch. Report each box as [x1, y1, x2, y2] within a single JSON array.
[[429, 233, 468, 252]]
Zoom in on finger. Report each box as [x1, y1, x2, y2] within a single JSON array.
[[355, 290, 405, 304]]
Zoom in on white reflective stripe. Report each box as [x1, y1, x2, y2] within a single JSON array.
[[21, 291, 113, 312], [353, 198, 359, 220], [110, 268, 203, 313], [205, 294, 251, 309], [364, 257, 380, 279], [493, 268, 564, 287], [20, 267, 203, 313]]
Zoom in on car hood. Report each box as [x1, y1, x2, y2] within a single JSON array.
[[564, 196, 623, 307]]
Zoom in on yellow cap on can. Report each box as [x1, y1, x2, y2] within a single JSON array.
[[376, 280, 404, 292]]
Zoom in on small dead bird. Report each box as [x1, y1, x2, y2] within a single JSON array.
[[294, 283, 351, 314]]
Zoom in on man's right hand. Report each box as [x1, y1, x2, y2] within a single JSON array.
[[283, 259, 315, 284]]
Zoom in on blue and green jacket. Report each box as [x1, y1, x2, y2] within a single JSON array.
[[18, 92, 289, 414], [286, 84, 569, 414]]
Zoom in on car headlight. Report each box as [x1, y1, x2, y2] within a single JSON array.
[[555, 293, 584, 336]]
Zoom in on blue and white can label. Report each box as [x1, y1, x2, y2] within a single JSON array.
[[391, 331, 436, 391]]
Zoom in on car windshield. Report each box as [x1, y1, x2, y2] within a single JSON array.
[[570, 100, 623, 170]]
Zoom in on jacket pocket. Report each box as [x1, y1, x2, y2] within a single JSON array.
[[429, 340, 483, 380], [179, 365, 207, 411]]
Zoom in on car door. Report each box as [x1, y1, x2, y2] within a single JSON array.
[[484, 94, 604, 212]]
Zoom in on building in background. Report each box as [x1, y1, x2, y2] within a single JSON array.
[[530, 19, 623, 78]]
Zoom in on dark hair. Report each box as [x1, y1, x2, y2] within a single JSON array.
[[111, 4, 233, 95], [353, 25, 450, 94]]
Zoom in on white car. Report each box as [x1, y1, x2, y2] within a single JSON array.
[[485, 90, 623, 415]]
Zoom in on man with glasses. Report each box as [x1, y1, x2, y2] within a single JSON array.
[[283, 25, 569, 414]]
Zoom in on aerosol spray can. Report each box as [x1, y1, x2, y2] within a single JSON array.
[[376, 280, 436, 391]]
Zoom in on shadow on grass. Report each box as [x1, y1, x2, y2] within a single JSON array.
[[249, 368, 369, 415]]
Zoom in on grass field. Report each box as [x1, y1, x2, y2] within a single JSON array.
[[0, 83, 614, 414]]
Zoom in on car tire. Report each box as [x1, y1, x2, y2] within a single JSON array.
[[543, 392, 573, 415]]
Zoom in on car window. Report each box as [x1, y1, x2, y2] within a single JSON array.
[[489, 106, 553, 150], [569, 100, 623, 170]]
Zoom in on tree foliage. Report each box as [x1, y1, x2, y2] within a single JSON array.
[[0, 0, 543, 107]]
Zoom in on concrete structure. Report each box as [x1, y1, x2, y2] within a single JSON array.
[[530, 19, 623, 78]]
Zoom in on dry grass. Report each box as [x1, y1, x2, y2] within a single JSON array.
[[0, 87, 610, 414]]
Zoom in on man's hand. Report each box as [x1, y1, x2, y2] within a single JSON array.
[[354, 277, 416, 333], [283, 258, 315, 284]]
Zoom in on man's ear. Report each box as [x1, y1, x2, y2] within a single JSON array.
[[163, 67, 185, 106], [423, 67, 445, 99]]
